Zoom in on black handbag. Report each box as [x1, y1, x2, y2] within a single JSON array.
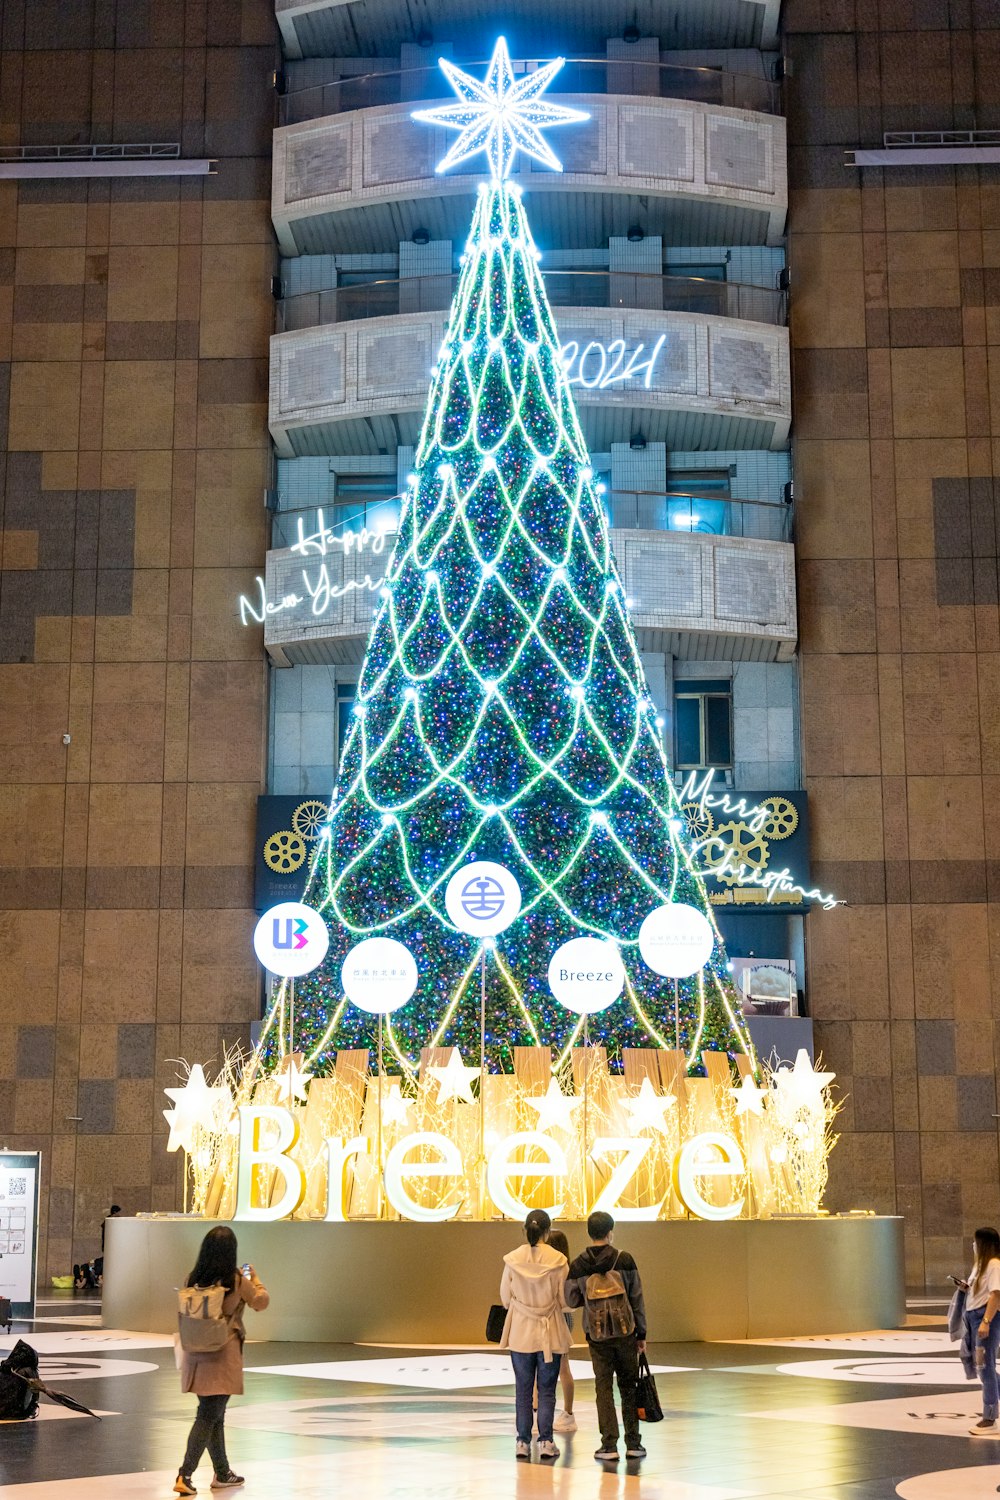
[[635, 1351, 664, 1423], [485, 1304, 506, 1343]]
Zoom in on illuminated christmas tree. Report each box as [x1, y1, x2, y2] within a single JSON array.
[[261, 40, 753, 1078]]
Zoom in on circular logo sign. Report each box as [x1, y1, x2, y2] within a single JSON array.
[[253, 901, 330, 978], [342, 937, 418, 1015], [547, 936, 625, 1014], [638, 902, 715, 979], [445, 861, 522, 937]]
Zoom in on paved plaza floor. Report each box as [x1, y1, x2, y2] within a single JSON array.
[[2, 1293, 999, 1498]]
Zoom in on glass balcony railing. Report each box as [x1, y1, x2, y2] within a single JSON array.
[[268, 490, 792, 552], [607, 490, 792, 543], [278, 56, 781, 126], [277, 271, 786, 332]]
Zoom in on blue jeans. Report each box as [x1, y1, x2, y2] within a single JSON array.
[[510, 1350, 561, 1443], [966, 1305, 1000, 1419]]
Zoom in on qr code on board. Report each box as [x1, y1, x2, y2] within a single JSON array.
[[8, 1178, 26, 1197]]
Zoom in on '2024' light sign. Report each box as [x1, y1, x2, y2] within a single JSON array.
[[233, 1105, 744, 1225], [559, 334, 667, 390]]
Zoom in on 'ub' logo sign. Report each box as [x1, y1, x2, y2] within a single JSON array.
[[272, 916, 308, 951], [253, 902, 329, 978]]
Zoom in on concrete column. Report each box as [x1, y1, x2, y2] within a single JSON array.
[[400, 42, 452, 101], [398, 239, 453, 315], [606, 36, 660, 96], [609, 234, 663, 310], [610, 441, 667, 528]]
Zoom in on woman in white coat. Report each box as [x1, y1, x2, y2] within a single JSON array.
[[499, 1208, 572, 1462]]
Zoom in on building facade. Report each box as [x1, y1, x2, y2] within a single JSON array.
[[0, 0, 275, 1275], [10, 0, 987, 1287], [786, 0, 1000, 1285]]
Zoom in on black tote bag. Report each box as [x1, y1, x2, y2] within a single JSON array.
[[485, 1304, 506, 1343], [635, 1351, 664, 1422]]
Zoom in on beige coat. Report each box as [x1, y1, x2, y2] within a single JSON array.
[[499, 1243, 571, 1362], [180, 1272, 269, 1396]]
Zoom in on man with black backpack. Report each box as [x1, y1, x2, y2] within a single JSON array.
[[565, 1209, 647, 1463]]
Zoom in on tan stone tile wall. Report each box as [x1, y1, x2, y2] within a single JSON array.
[[0, 0, 274, 1276], [787, 2, 1000, 1283]]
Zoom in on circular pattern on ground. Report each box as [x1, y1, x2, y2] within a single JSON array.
[[897, 1465, 1000, 1498], [775, 1355, 979, 1386]]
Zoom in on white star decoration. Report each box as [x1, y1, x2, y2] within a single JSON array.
[[773, 1049, 835, 1113], [623, 1077, 677, 1137], [413, 37, 589, 182], [276, 1054, 313, 1104], [729, 1075, 768, 1118], [428, 1048, 480, 1106], [381, 1083, 413, 1129], [162, 1064, 233, 1154], [525, 1077, 583, 1134]]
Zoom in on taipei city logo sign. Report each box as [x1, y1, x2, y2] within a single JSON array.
[[253, 901, 330, 978], [445, 861, 522, 938]]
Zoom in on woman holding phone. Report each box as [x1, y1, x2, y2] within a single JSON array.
[[174, 1226, 269, 1494], [964, 1226, 1000, 1435]]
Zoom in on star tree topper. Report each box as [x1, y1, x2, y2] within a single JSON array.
[[413, 37, 589, 181]]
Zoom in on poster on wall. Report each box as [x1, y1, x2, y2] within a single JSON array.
[[254, 795, 331, 911], [0, 1151, 40, 1318]]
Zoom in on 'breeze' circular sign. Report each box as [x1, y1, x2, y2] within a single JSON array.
[[342, 937, 418, 1014], [638, 902, 715, 979], [547, 936, 626, 1014]]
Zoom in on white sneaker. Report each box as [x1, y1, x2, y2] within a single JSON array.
[[515, 1441, 530, 1461], [538, 1440, 559, 1461], [553, 1409, 577, 1433]]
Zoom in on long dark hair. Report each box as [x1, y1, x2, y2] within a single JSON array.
[[973, 1227, 1000, 1292], [187, 1225, 239, 1290], [525, 1209, 551, 1247]]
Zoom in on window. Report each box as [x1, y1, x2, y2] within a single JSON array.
[[334, 473, 401, 532], [665, 469, 732, 536], [336, 682, 357, 765], [674, 679, 732, 769], [666, 467, 732, 499], [667, 262, 726, 282]]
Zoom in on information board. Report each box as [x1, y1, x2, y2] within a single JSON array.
[[0, 1151, 40, 1318]]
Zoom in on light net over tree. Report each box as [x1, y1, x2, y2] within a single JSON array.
[[259, 41, 753, 1078]]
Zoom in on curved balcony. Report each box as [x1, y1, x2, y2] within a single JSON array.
[[272, 95, 787, 255], [268, 307, 791, 457], [279, 59, 782, 126], [275, 2, 782, 60], [256, 517, 796, 668], [278, 271, 786, 332]]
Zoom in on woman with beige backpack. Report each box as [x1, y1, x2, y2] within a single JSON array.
[[174, 1226, 269, 1495]]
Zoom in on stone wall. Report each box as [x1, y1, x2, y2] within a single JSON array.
[[787, 0, 1000, 1283], [0, 0, 274, 1275]]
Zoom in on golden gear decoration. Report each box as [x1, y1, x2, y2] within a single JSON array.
[[700, 820, 770, 887], [757, 795, 798, 840], [680, 801, 715, 843], [263, 830, 307, 874], [292, 799, 329, 842]]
